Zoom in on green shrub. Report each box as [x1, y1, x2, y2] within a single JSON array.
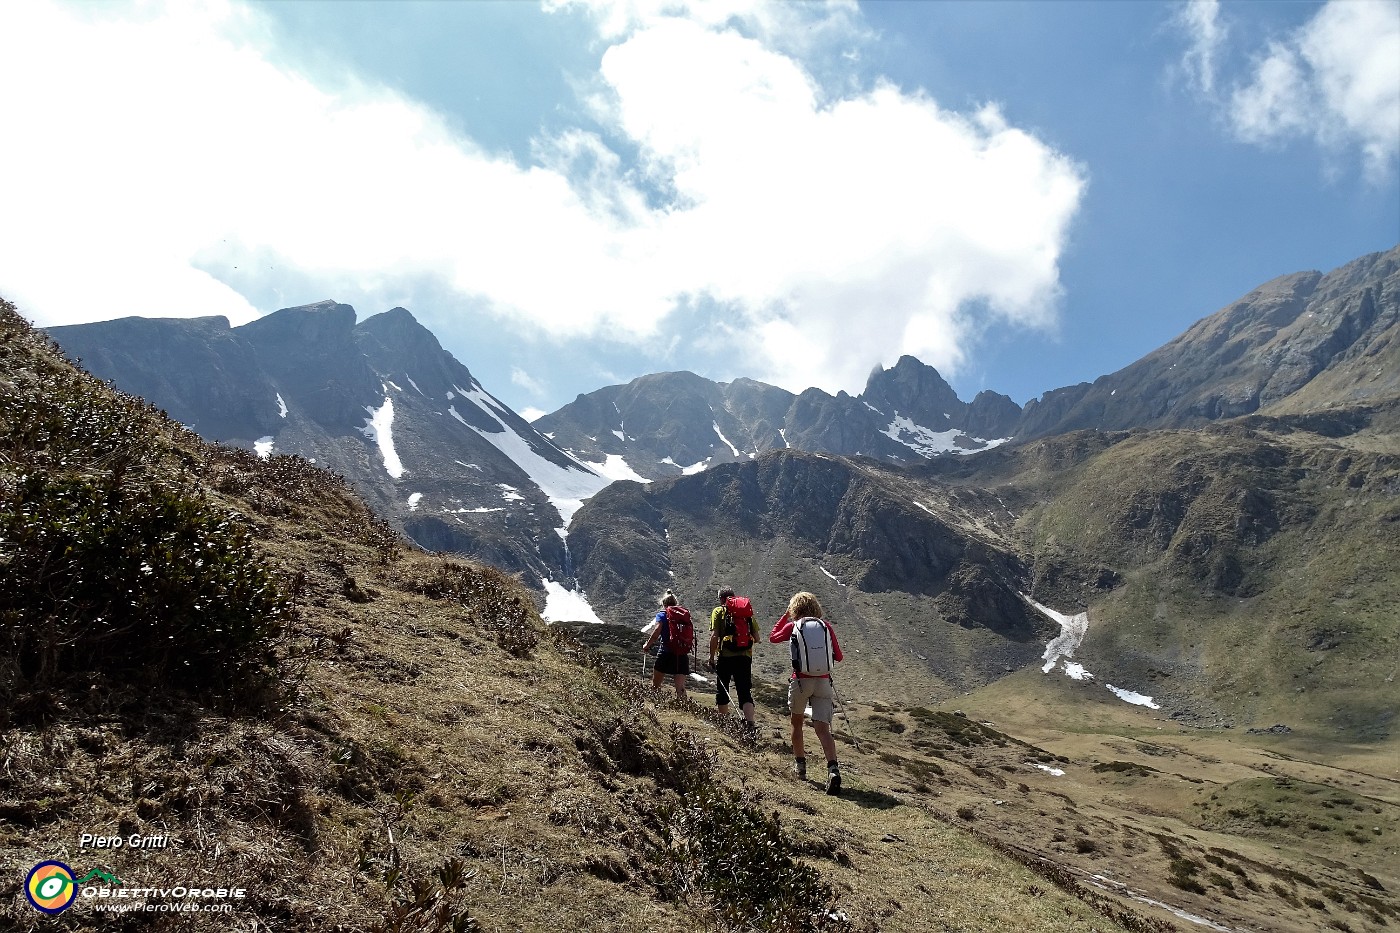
[[645, 728, 849, 933], [0, 472, 289, 698]]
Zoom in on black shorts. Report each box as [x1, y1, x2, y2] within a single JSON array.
[[715, 655, 753, 707], [655, 651, 690, 677]]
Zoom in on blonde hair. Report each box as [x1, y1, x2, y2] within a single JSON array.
[[660, 590, 678, 608], [787, 591, 822, 620]]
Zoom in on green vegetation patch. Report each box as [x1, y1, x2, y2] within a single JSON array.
[[1091, 761, 1160, 777], [0, 472, 290, 702]]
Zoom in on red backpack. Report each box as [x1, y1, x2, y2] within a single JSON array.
[[665, 605, 694, 655], [723, 596, 754, 649]]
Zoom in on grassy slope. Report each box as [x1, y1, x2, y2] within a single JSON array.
[[569, 413, 1400, 933], [0, 299, 1149, 932], [1018, 420, 1400, 738]]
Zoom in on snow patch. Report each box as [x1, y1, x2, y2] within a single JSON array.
[[913, 501, 936, 515], [406, 376, 426, 396], [384, 379, 402, 392], [713, 422, 740, 456], [1063, 661, 1093, 681], [883, 415, 1009, 458], [780, 429, 790, 448], [1025, 596, 1090, 678], [448, 387, 608, 528], [883, 415, 965, 457], [542, 580, 605, 625], [275, 393, 287, 418], [254, 436, 274, 459], [1035, 764, 1066, 777], [407, 492, 423, 511], [612, 429, 625, 442], [360, 397, 405, 479], [1028, 596, 1162, 707], [820, 566, 846, 587], [583, 454, 652, 484], [1087, 876, 1235, 931], [454, 460, 482, 471], [662, 455, 710, 474], [498, 484, 525, 502], [1106, 685, 1160, 709]]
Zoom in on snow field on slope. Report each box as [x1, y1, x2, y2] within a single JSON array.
[[361, 396, 406, 479], [446, 382, 608, 528], [1025, 596, 1159, 709]]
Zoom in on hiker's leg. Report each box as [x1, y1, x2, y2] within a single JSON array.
[[650, 668, 664, 689], [735, 658, 755, 725], [810, 682, 838, 763], [674, 653, 690, 701], [812, 719, 838, 763], [715, 656, 732, 715], [787, 679, 806, 758]]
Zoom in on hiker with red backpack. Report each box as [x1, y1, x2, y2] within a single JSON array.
[[642, 590, 694, 701], [707, 587, 761, 737], [769, 591, 845, 795]]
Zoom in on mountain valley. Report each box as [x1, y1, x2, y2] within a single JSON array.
[[5, 245, 1398, 932]]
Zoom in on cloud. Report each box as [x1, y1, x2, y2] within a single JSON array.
[[510, 367, 546, 396], [0, 0, 670, 336], [1175, 0, 1228, 94], [1176, 0, 1399, 181], [1234, 0, 1400, 179], [587, 17, 1083, 392], [0, 0, 1084, 400]]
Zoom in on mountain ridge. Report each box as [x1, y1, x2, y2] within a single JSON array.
[[40, 245, 1400, 639]]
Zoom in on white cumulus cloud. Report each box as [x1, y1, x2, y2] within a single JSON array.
[[1178, 0, 1400, 181], [0, 0, 1085, 399]]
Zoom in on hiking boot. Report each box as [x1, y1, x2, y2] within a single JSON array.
[[793, 758, 807, 780], [825, 765, 842, 796]]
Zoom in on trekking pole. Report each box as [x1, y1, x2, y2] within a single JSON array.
[[830, 679, 861, 753]]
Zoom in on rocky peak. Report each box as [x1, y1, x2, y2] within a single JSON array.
[[240, 300, 358, 347], [862, 355, 962, 429]]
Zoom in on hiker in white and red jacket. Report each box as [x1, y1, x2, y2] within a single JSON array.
[[708, 587, 761, 737], [642, 590, 691, 701], [769, 591, 845, 795]]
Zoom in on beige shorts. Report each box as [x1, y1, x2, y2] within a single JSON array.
[[788, 676, 835, 723]]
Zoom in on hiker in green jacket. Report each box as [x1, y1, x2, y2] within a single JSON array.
[[708, 587, 760, 737]]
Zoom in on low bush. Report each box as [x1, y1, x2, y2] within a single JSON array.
[[0, 472, 290, 702], [646, 727, 850, 933]]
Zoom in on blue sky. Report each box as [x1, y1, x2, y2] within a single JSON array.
[[1, 1, 1396, 419]]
